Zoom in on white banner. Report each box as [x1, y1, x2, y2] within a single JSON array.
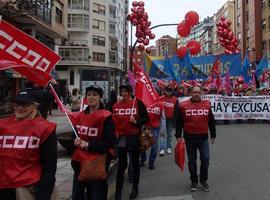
[[179, 95, 270, 120]]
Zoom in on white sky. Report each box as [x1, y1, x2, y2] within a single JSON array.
[[128, 0, 228, 46]]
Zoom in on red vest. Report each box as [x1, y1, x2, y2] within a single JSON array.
[[113, 99, 140, 136], [0, 116, 56, 188], [146, 102, 164, 128], [160, 95, 177, 119], [180, 99, 211, 134], [72, 110, 112, 162]]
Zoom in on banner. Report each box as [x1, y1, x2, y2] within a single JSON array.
[[146, 53, 242, 81], [0, 19, 61, 86], [179, 95, 270, 120]]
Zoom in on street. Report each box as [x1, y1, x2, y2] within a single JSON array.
[[108, 123, 270, 200]]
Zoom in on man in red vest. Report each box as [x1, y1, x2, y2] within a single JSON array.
[[175, 86, 216, 192], [159, 86, 178, 155]]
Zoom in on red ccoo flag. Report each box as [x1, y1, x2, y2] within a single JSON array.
[[133, 64, 159, 107]]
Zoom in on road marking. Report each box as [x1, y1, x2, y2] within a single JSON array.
[[140, 195, 194, 200]]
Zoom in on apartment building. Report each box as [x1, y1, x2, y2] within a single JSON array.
[[156, 35, 177, 56]]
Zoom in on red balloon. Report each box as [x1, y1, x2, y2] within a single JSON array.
[[145, 47, 151, 54], [143, 38, 150, 45], [177, 47, 187, 58], [141, 34, 146, 39], [131, 7, 137, 13], [145, 29, 151, 36], [142, 13, 148, 20], [147, 21, 151, 27], [137, 38, 143, 43], [237, 76, 244, 84], [135, 31, 142, 38], [185, 11, 199, 27], [141, 21, 148, 28], [186, 40, 201, 55], [137, 7, 145, 14], [131, 18, 138, 26], [235, 49, 240, 53], [138, 44, 145, 51], [132, 1, 139, 7], [149, 33, 155, 40], [138, 1, 145, 7], [220, 16, 225, 21], [177, 21, 191, 37]]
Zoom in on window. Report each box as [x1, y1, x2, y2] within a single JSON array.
[[92, 19, 105, 30], [246, 11, 249, 22], [93, 52, 105, 62], [68, 0, 89, 10], [262, 41, 266, 50], [59, 48, 89, 61], [247, 29, 250, 39], [93, 3, 105, 15], [237, 15, 241, 26], [55, 7, 63, 24], [109, 6, 116, 18], [70, 70, 74, 85], [262, 0, 266, 8], [268, 16, 270, 29], [68, 14, 89, 29], [262, 19, 266, 30], [237, 32, 242, 40], [109, 51, 118, 64], [109, 23, 116, 34], [237, 0, 240, 9], [93, 35, 105, 46]]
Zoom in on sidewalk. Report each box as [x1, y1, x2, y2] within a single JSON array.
[[47, 109, 73, 200]]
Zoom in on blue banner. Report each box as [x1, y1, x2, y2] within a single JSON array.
[[147, 53, 242, 81]]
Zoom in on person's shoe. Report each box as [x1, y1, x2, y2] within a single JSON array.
[[159, 149, 165, 156], [166, 148, 172, 154], [190, 182, 198, 192], [129, 187, 138, 199], [149, 164, 155, 170], [201, 181, 210, 192]]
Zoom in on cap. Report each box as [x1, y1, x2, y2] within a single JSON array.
[[13, 89, 38, 104], [85, 85, 103, 97], [119, 84, 133, 93]]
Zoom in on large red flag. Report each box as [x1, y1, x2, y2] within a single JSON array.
[[0, 19, 61, 86], [133, 64, 159, 107]]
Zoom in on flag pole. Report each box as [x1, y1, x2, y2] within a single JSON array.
[[49, 83, 79, 138]]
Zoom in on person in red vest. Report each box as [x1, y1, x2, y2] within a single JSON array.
[[113, 84, 149, 200], [175, 86, 216, 192], [159, 86, 178, 156], [0, 89, 57, 200], [71, 86, 116, 200], [140, 101, 166, 169]]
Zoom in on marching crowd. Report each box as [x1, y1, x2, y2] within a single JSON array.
[[0, 80, 217, 200]]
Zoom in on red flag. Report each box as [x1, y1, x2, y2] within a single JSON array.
[[0, 19, 61, 86], [133, 65, 159, 106], [225, 69, 232, 94], [211, 57, 221, 88]]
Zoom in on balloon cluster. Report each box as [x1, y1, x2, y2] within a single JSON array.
[[217, 17, 240, 54], [128, 1, 155, 54], [176, 11, 201, 58]]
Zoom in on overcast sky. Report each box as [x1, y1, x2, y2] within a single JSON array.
[[128, 0, 228, 46]]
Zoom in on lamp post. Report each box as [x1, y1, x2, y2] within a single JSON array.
[[129, 23, 179, 70]]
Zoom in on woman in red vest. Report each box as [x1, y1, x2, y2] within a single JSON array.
[[71, 86, 116, 200], [0, 89, 57, 200], [113, 84, 149, 200]]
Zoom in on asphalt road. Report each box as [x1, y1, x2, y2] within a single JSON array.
[[108, 123, 270, 200]]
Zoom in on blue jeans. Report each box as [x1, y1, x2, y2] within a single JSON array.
[[160, 118, 173, 150], [185, 139, 210, 183], [141, 127, 160, 165]]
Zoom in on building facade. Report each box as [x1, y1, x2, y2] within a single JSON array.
[[235, 0, 262, 61], [57, 0, 128, 99], [261, 0, 270, 58], [156, 35, 177, 56], [0, 0, 67, 116]]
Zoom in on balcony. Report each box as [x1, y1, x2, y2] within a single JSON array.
[[68, 5, 89, 11], [58, 47, 90, 65]]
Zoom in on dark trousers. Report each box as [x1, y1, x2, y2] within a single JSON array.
[[116, 148, 140, 196], [186, 139, 210, 183], [0, 189, 16, 200], [71, 161, 108, 200]]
